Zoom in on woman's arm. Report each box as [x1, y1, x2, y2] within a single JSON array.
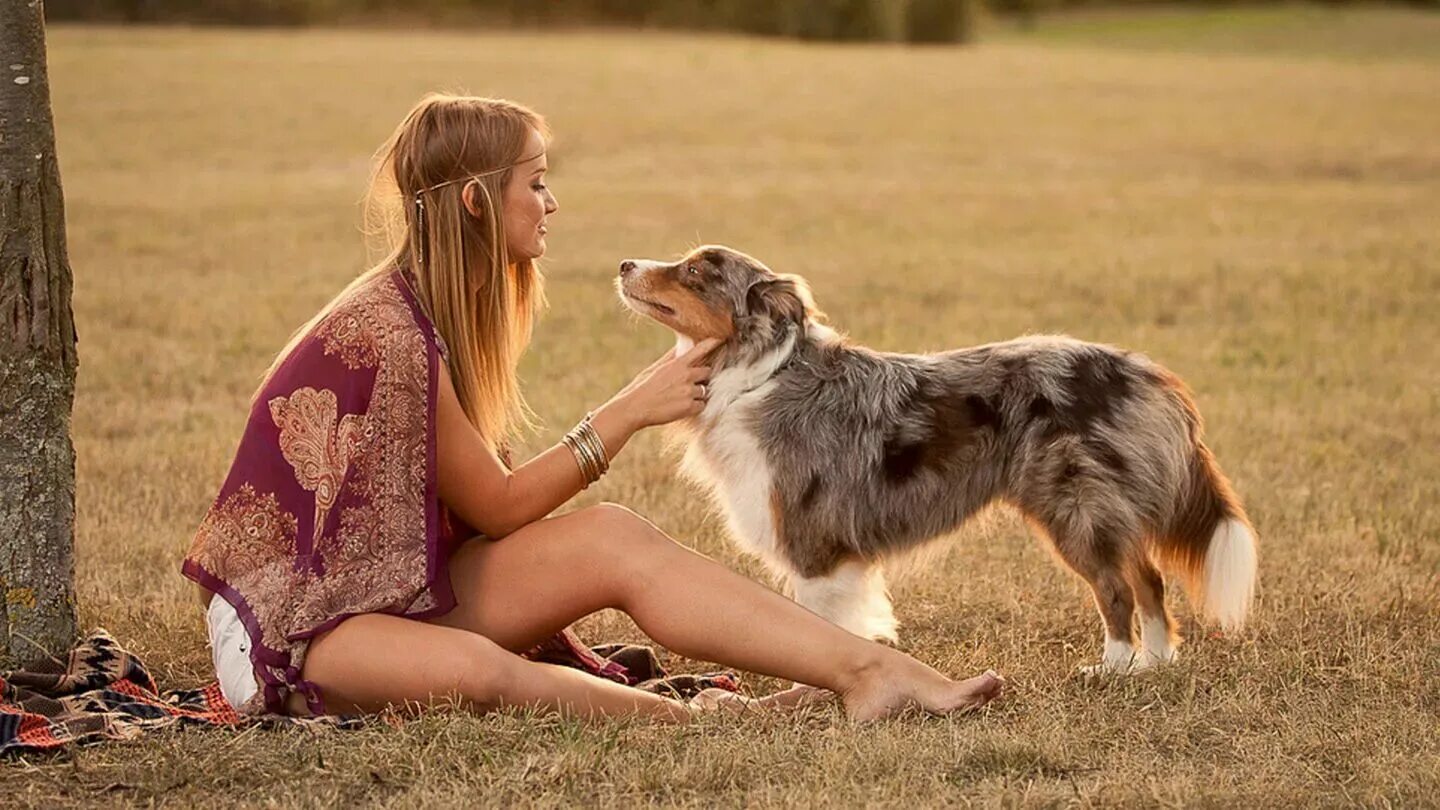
[[435, 340, 719, 539]]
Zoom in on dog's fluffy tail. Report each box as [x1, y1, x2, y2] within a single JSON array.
[[1155, 445, 1258, 631]]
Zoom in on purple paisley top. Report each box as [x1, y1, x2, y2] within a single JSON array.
[[182, 268, 624, 715]]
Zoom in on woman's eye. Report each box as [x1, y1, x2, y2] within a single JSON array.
[[532, 183, 547, 192]]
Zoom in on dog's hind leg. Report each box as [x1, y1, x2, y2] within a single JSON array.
[[1016, 434, 1147, 674], [790, 558, 898, 643], [1128, 553, 1179, 668], [1032, 514, 1142, 675], [1070, 552, 1139, 676]]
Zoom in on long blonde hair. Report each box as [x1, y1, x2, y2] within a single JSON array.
[[257, 94, 548, 449]]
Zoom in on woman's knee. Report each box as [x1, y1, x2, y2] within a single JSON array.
[[579, 503, 673, 550], [449, 631, 519, 712], [580, 501, 645, 529], [573, 502, 683, 583]]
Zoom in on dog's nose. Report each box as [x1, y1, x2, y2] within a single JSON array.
[[619, 260, 636, 277]]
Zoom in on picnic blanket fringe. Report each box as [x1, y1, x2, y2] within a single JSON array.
[[1, 629, 738, 754]]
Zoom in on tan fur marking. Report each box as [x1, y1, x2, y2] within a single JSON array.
[[1158, 446, 1249, 598], [670, 288, 734, 339], [631, 269, 734, 340], [769, 489, 786, 552]]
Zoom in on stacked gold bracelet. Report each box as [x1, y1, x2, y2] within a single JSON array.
[[562, 411, 610, 488]]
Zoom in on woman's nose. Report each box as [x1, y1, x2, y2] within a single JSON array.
[[544, 188, 558, 214]]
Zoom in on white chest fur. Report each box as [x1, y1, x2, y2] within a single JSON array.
[[683, 389, 785, 571], [679, 338, 797, 575]]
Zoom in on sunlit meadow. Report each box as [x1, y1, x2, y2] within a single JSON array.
[[7, 9, 1439, 805]]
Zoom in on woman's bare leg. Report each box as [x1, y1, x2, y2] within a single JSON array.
[[299, 612, 693, 721], [429, 503, 1002, 720]]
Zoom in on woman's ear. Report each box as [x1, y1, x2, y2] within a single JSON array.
[[461, 180, 483, 218]]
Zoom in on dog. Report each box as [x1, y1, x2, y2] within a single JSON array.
[[616, 245, 1257, 673]]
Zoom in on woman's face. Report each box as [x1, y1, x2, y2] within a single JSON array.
[[499, 127, 556, 262]]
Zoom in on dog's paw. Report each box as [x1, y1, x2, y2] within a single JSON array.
[[1078, 655, 1145, 678], [868, 628, 900, 646], [1137, 647, 1178, 670], [1079, 661, 1129, 678], [1079, 648, 1177, 678], [1079, 640, 1145, 678]]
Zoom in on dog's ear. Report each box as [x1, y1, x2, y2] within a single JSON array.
[[744, 273, 816, 327]]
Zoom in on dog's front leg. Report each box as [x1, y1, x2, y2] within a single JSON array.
[[789, 559, 899, 643]]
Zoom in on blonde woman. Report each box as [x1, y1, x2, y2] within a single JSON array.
[[182, 94, 1004, 721]]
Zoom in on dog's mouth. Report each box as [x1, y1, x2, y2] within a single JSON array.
[[625, 293, 676, 318]]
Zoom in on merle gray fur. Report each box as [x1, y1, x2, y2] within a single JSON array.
[[620, 246, 1255, 670]]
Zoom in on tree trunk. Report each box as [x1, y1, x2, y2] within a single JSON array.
[[0, 0, 79, 666]]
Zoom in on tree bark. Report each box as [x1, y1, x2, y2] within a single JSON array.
[[0, 0, 79, 666]]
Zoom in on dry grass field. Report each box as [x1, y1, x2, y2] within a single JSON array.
[[5, 8, 1439, 806]]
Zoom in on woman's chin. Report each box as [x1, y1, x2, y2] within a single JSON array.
[[511, 241, 545, 262]]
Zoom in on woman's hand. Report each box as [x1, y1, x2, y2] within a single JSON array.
[[687, 687, 756, 715], [609, 338, 721, 430], [436, 338, 719, 539]]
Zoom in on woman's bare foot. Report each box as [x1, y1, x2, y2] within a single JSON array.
[[841, 657, 1004, 722]]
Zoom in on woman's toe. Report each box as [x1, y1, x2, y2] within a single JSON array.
[[956, 670, 1004, 708]]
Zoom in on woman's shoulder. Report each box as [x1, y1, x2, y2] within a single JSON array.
[[308, 269, 433, 367], [322, 269, 414, 331], [253, 269, 432, 401]]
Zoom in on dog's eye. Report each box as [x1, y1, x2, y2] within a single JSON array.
[[687, 265, 700, 276]]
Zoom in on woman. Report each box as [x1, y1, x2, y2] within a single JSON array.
[[182, 93, 1003, 721]]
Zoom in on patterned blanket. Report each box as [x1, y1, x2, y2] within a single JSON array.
[[1, 629, 737, 754]]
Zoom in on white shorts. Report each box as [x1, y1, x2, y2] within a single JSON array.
[[207, 594, 260, 709]]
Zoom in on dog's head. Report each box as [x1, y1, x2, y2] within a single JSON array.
[[615, 245, 819, 359]]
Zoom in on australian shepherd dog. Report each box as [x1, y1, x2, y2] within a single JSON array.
[[616, 245, 1257, 674]]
